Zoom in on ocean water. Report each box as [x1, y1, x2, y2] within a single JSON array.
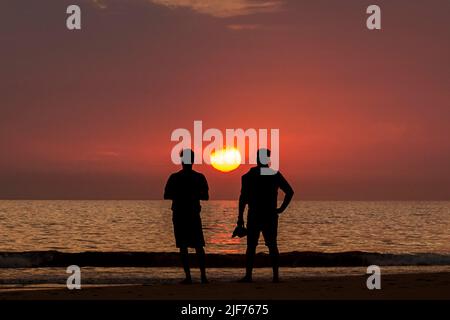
[[0, 200, 449, 254], [0, 200, 449, 285]]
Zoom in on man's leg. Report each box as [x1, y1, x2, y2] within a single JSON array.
[[239, 227, 259, 282], [268, 245, 280, 282], [179, 247, 192, 284], [264, 216, 280, 282], [242, 244, 257, 282], [195, 247, 208, 283]]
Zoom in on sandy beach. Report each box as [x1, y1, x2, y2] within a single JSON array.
[[0, 272, 448, 300]]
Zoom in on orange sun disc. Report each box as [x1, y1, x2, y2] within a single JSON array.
[[210, 148, 242, 172]]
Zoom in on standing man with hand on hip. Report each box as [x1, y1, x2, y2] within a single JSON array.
[[237, 148, 294, 283]]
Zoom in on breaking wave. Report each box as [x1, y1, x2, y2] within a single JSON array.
[[1, 251, 450, 268]]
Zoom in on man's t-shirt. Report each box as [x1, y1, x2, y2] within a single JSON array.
[[240, 167, 293, 218], [164, 169, 209, 215]]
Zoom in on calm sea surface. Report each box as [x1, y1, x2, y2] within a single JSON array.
[[0, 200, 449, 254]]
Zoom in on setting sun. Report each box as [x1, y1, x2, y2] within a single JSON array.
[[210, 148, 242, 172]]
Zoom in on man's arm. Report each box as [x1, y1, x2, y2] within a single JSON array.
[[237, 176, 248, 226], [238, 194, 246, 226], [199, 175, 209, 201], [276, 173, 294, 214], [163, 175, 174, 200]]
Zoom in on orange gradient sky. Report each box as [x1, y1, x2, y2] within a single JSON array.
[[0, 0, 449, 200]]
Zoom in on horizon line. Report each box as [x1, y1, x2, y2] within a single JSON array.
[[0, 198, 448, 202]]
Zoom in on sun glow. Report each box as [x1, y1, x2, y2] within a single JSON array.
[[210, 148, 242, 172]]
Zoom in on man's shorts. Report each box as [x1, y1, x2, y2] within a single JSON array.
[[172, 212, 205, 248], [247, 215, 278, 247]]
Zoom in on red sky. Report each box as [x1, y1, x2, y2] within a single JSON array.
[[1, 0, 449, 200]]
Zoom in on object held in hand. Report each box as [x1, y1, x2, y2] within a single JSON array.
[[232, 225, 248, 238]]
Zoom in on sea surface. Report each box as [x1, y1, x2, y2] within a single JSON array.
[[0, 200, 448, 254], [0, 200, 449, 285]]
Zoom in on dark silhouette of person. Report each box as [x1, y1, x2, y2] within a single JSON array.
[[164, 149, 209, 284], [237, 148, 294, 283]]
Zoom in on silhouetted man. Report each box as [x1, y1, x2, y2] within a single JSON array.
[[237, 148, 294, 282], [164, 149, 209, 284]]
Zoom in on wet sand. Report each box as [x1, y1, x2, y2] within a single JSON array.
[[0, 272, 449, 300]]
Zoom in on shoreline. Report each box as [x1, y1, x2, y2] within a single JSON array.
[[1, 251, 450, 268], [0, 272, 449, 300]]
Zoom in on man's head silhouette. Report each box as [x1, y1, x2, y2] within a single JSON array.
[[257, 148, 271, 167], [180, 148, 195, 170]]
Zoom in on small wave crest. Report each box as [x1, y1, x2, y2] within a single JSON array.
[[1, 251, 450, 268]]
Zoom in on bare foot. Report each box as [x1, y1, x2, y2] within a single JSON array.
[[180, 278, 192, 284], [238, 276, 253, 283]]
